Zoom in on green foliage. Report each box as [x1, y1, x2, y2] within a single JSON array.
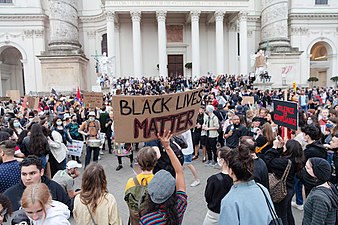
[[307, 77, 319, 82], [185, 62, 192, 69], [330, 76, 338, 82]]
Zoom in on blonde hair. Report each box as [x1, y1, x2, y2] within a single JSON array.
[[21, 183, 51, 219]]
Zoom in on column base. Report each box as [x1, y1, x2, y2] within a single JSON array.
[[37, 53, 88, 92], [259, 38, 292, 53]]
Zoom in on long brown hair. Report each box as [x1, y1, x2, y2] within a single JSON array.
[[261, 123, 274, 144], [80, 163, 108, 213]]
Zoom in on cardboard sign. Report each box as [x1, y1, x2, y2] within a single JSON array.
[[273, 100, 298, 130], [242, 96, 254, 105], [66, 140, 84, 157], [6, 90, 20, 102], [83, 92, 103, 108], [112, 88, 203, 143], [26, 96, 39, 109]]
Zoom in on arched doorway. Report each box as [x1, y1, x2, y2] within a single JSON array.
[[310, 41, 332, 87], [0, 46, 25, 96]]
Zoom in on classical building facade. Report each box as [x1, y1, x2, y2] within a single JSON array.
[[0, 0, 337, 94]]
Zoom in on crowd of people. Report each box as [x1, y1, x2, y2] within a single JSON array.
[[0, 74, 337, 225]]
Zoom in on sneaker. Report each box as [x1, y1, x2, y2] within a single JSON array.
[[190, 179, 201, 187], [116, 165, 123, 171], [98, 156, 101, 160], [209, 161, 217, 167], [100, 150, 104, 155], [130, 164, 133, 168], [291, 201, 303, 211], [204, 160, 212, 166]]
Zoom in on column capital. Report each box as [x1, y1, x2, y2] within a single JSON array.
[[238, 11, 248, 22], [156, 10, 167, 22], [130, 11, 141, 22], [106, 11, 115, 22], [114, 23, 120, 32], [190, 10, 201, 22], [215, 11, 225, 22]]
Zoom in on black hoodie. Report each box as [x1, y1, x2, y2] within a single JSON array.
[[304, 140, 327, 160]]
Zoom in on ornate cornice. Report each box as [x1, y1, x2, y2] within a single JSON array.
[[79, 13, 106, 23], [106, 11, 115, 22], [289, 13, 338, 20], [247, 15, 260, 22], [0, 14, 47, 21], [290, 26, 309, 35], [238, 11, 248, 22]]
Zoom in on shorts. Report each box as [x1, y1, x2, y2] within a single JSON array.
[[184, 154, 193, 164], [193, 131, 202, 146], [200, 136, 207, 146]]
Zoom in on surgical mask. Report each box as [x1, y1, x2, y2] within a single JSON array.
[[89, 117, 95, 121], [14, 122, 20, 128], [56, 121, 63, 126], [217, 158, 223, 167]]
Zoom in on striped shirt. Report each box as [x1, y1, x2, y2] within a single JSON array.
[[139, 191, 188, 225], [303, 186, 337, 225]]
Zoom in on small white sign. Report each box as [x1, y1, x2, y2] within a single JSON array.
[[67, 140, 84, 157]]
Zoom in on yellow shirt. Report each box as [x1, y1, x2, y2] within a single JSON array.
[[125, 173, 154, 192]]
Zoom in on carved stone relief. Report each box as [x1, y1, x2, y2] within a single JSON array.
[[166, 25, 183, 43]]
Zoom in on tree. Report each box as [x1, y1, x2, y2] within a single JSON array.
[[330, 76, 338, 86], [308, 77, 319, 87]]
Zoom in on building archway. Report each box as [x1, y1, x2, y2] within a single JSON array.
[[0, 46, 25, 96], [309, 41, 333, 87]]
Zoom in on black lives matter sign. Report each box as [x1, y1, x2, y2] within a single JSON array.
[[112, 88, 203, 143], [273, 100, 298, 130]]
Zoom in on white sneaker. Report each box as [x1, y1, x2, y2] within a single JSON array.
[[190, 180, 201, 187], [100, 150, 104, 155], [291, 201, 303, 210], [98, 155, 101, 160]]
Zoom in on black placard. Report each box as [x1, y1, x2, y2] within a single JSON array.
[[273, 100, 298, 130]]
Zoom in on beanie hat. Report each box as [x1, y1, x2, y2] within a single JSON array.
[[310, 157, 331, 182], [148, 170, 176, 204]]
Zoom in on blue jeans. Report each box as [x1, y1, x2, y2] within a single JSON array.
[[294, 176, 303, 205], [300, 105, 308, 112], [85, 146, 100, 167]]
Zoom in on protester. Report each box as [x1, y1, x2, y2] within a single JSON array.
[[192, 105, 206, 161], [73, 163, 122, 225], [202, 105, 219, 166], [224, 115, 247, 149], [21, 183, 71, 225]]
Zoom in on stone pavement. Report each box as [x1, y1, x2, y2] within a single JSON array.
[[71, 149, 304, 225]]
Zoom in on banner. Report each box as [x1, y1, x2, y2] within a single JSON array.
[[112, 88, 203, 143], [83, 92, 103, 108], [273, 100, 298, 130], [6, 90, 20, 102], [66, 140, 84, 157], [242, 96, 254, 105]]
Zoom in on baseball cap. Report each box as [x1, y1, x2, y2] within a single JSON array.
[[66, 160, 82, 169], [88, 111, 96, 117]]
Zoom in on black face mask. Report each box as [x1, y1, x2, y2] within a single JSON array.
[[302, 168, 325, 188]]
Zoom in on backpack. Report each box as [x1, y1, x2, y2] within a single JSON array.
[[124, 177, 149, 225]]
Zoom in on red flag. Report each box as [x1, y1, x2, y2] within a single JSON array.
[[76, 87, 81, 102]]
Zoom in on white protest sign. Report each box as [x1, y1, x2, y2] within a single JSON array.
[[66, 140, 84, 157]]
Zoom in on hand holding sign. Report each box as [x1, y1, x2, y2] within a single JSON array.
[[158, 130, 172, 150]]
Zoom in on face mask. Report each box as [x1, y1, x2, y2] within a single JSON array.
[[307, 120, 312, 125], [89, 117, 95, 121], [217, 158, 223, 167], [14, 122, 20, 128], [72, 119, 77, 122], [56, 121, 63, 126]]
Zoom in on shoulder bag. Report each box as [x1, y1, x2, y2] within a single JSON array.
[[257, 184, 283, 225], [86, 204, 98, 225], [269, 159, 292, 203]]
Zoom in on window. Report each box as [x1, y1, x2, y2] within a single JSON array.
[[101, 34, 107, 55], [315, 0, 328, 5], [0, 0, 13, 3]]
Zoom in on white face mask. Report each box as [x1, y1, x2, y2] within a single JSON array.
[[56, 121, 63, 126], [217, 158, 223, 167], [89, 117, 95, 121]]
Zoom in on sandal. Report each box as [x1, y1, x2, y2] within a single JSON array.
[[192, 155, 199, 160]]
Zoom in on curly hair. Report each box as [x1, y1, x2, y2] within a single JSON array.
[[147, 194, 178, 225], [80, 163, 108, 213], [0, 193, 12, 222]]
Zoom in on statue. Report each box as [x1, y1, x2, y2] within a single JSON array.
[[254, 50, 267, 76], [98, 52, 115, 76]]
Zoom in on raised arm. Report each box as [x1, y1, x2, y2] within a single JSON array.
[[158, 130, 186, 192]]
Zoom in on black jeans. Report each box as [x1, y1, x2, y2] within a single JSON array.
[[117, 151, 134, 165], [218, 130, 224, 147], [206, 137, 217, 162], [274, 187, 295, 225], [85, 146, 100, 167]]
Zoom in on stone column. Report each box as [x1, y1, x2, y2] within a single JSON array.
[[48, 0, 82, 52], [215, 11, 225, 76], [260, 0, 290, 51], [239, 11, 248, 75], [131, 11, 142, 78], [106, 11, 115, 76], [115, 23, 121, 77], [156, 10, 167, 78], [191, 11, 201, 78]]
